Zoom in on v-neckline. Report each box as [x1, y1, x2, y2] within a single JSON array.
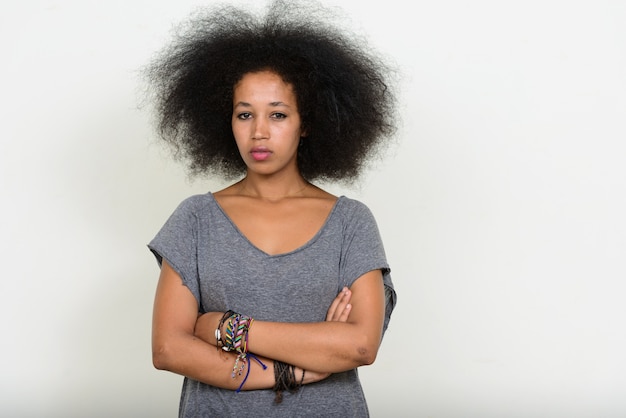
[[208, 192, 343, 257]]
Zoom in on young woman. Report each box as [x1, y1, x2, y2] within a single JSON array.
[[146, 1, 398, 416]]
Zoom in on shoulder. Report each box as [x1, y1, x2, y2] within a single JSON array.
[[331, 196, 381, 234], [335, 196, 376, 219], [177, 192, 213, 208], [169, 192, 214, 218]]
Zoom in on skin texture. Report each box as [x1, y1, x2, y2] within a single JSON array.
[[231, 71, 304, 183], [151, 71, 387, 390]]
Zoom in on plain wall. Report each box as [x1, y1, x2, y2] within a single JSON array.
[[1, 0, 625, 417]]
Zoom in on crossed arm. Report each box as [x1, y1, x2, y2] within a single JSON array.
[[151, 259, 386, 391]]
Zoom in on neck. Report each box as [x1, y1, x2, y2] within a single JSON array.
[[237, 175, 310, 202]]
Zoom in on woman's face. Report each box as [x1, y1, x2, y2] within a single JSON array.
[[232, 70, 305, 177]]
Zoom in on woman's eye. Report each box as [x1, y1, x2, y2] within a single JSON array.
[[237, 112, 252, 120], [271, 113, 287, 120]]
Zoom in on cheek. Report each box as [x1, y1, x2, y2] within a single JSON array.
[[231, 122, 246, 141], [231, 130, 246, 152]]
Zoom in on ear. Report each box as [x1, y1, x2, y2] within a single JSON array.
[[300, 124, 309, 137]]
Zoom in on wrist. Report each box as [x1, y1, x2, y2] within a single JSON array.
[[272, 360, 305, 404]]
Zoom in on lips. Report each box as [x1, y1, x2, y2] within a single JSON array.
[[250, 147, 272, 161]]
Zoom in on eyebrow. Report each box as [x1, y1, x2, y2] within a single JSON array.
[[233, 101, 291, 108]]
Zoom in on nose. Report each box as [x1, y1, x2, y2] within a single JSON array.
[[252, 117, 269, 140]]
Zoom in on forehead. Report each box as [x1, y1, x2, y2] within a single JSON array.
[[233, 71, 295, 99]]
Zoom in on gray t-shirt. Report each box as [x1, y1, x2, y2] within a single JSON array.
[[148, 192, 396, 417]]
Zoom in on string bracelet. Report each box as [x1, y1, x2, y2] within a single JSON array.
[[216, 310, 267, 392], [273, 360, 305, 404]]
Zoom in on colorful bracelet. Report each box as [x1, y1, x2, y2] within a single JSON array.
[[216, 310, 267, 392], [223, 313, 253, 355]]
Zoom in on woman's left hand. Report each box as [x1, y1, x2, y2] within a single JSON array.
[[325, 287, 352, 322]]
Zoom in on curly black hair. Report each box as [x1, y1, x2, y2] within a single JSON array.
[[144, 0, 398, 182]]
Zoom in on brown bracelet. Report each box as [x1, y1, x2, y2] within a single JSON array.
[[214, 310, 234, 349], [273, 360, 304, 404]]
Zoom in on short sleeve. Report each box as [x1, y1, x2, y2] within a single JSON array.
[[147, 197, 201, 304], [339, 200, 397, 333]]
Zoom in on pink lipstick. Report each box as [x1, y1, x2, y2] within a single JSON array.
[[251, 147, 271, 161]]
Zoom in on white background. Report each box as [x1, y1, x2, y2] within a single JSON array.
[[1, 1, 625, 417]]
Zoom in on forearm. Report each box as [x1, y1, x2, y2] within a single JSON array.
[[152, 330, 274, 390], [195, 314, 379, 373], [250, 320, 377, 372]]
